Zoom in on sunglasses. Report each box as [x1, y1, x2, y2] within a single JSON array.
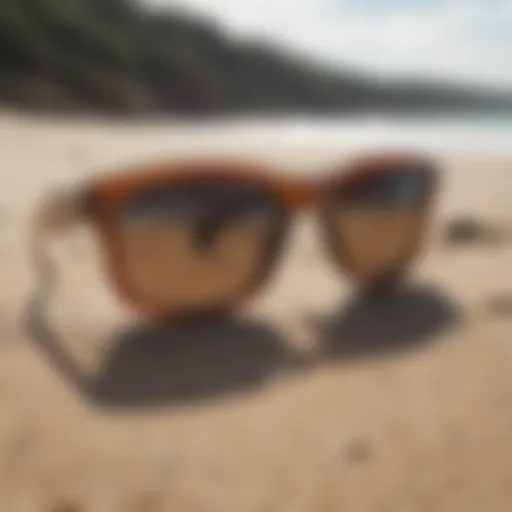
[[32, 151, 439, 323]]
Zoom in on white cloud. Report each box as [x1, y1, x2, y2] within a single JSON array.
[[141, 0, 512, 89]]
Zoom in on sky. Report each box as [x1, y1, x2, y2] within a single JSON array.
[[141, 0, 512, 90]]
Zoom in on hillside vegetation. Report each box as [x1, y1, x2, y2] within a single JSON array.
[[0, 0, 508, 115]]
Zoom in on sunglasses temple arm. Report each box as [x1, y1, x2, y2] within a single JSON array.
[[25, 192, 95, 399]]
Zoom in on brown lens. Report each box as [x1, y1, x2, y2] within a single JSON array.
[[116, 180, 285, 311], [324, 166, 435, 287]]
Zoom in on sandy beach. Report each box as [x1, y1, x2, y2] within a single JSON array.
[[0, 112, 511, 511]]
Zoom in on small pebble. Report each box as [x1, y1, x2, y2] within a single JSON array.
[[50, 500, 83, 512], [343, 438, 372, 465], [486, 295, 512, 317]]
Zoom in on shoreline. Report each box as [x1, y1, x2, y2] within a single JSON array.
[[1, 109, 512, 157]]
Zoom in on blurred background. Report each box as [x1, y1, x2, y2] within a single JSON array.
[[1, 0, 512, 117]]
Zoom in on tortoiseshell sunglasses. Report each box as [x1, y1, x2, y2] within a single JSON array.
[[32, 151, 439, 323]]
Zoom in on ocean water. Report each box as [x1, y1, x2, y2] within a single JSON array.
[[165, 113, 512, 156]]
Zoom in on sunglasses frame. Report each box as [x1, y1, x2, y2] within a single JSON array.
[[75, 152, 439, 322]]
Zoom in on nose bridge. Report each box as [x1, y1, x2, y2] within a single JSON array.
[[282, 178, 320, 211]]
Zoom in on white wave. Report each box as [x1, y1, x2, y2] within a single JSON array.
[[162, 115, 512, 157]]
